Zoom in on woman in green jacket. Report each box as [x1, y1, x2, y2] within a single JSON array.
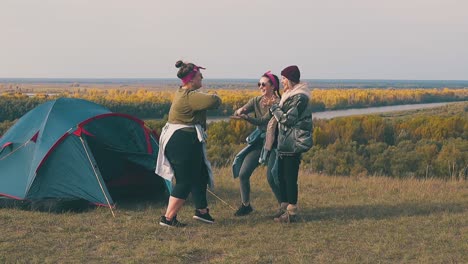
[[157, 60, 221, 227], [231, 71, 282, 216]]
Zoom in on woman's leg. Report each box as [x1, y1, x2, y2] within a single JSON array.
[[191, 148, 208, 210], [266, 150, 281, 204], [164, 196, 186, 220], [277, 155, 288, 204], [191, 151, 215, 223], [238, 144, 262, 205], [282, 155, 301, 205], [275, 155, 301, 222], [162, 130, 197, 220]]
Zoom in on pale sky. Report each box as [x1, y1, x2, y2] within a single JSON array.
[[1, 0, 467, 79]]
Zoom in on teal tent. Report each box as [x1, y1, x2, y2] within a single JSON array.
[[0, 98, 166, 208]]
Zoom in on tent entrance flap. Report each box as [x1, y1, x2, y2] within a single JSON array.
[[79, 136, 115, 217], [83, 133, 166, 202]]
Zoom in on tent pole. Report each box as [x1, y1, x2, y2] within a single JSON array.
[[79, 136, 115, 217], [0, 141, 29, 161]]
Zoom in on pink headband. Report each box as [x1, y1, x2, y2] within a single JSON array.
[[263, 71, 279, 91], [181, 65, 206, 85]]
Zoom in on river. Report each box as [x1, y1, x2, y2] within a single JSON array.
[[207, 102, 460, 123], [311, 102, 453, 119]]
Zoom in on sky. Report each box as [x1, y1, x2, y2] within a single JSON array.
[[1, 0, 467, 80]]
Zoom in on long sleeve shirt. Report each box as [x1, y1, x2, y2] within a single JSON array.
[[241, 96, 279, 131], [168, 88, 222, 130]]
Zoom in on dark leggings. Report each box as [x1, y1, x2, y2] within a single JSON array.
[[238, 142, 281, 204], [278, 154, 301, 204], [165, 129, 208, 209]]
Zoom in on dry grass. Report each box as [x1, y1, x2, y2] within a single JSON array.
[[1, 167, 467, 263]]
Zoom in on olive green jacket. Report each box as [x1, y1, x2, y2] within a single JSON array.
[[168, 88, 221, 130]]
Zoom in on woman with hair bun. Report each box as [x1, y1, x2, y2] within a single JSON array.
[[231, 71, 282, 216], [156, 60, 221, 227]]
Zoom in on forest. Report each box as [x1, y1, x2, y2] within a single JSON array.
[[0, 88, 467, 121], [0, 89, 467, 180], [174, 102, 467, 180]]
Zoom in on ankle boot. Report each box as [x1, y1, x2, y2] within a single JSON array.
[[273, 203, 288, 218], [274, 204, 298, 223], [286, 204, 298, 222]]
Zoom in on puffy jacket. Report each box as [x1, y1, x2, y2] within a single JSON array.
[[270, 91, 313, 155]]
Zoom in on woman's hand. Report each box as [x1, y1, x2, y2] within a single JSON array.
[[270, 104, 280, 113], [234, 107, 246, 116], [230, 114, 248, 120]]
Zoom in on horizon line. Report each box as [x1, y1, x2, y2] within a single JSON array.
[[1, 77, 468, 82]]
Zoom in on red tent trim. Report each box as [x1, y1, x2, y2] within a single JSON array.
[[30, 132, 39, 143], [1, 142, 12, 149], [79, 113, 144, 126], [35, 113, 153, 173], [0, 193, 23, 200], [78, 113, 151, 153], [143, 127, 153, 154], [0, 193, 116, 208], [93, 202, 116, 208], [72, 127, 94, 137], [36, 133, 69, 172]]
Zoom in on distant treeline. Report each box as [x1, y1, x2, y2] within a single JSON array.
[[303, 108, 467, 180], [0, 97, 46, 123], [1, 99, 467, 179], [155, 103, 466, 180], [1, 88, 467, 122]]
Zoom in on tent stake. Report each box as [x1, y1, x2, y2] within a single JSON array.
[[79, 136, 116, 217], [207, 189, 236, 211]]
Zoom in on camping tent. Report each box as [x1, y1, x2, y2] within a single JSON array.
[[0, 98, 166, 210]]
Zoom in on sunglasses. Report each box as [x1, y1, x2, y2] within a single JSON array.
[[257, 82, 269, 87]]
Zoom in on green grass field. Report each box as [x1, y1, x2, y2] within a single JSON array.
[[1, 167, 467, 263]]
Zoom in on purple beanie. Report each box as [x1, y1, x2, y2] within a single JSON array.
[[281, 65, 300, 83]]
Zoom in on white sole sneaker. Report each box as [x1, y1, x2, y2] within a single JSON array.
[[159, 222, 173, 227], [192, 215, 214, 224]]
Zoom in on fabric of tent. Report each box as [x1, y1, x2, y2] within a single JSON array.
[[0, 98, 166, 208]]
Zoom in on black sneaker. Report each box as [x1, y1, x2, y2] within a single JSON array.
[[234, 204, 253, 216], [159, 215, 187, 227], [193, 209, 215, 224]]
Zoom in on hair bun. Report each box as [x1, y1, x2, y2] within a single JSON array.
[[175, 60, 184, 68]]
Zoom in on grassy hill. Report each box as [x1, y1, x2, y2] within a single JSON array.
[[1, 167, 466, 263]]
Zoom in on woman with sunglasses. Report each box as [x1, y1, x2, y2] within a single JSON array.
[[156, 60, 221, 227], [231, 71, 282, 216], [264, 65, 312, 223]]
